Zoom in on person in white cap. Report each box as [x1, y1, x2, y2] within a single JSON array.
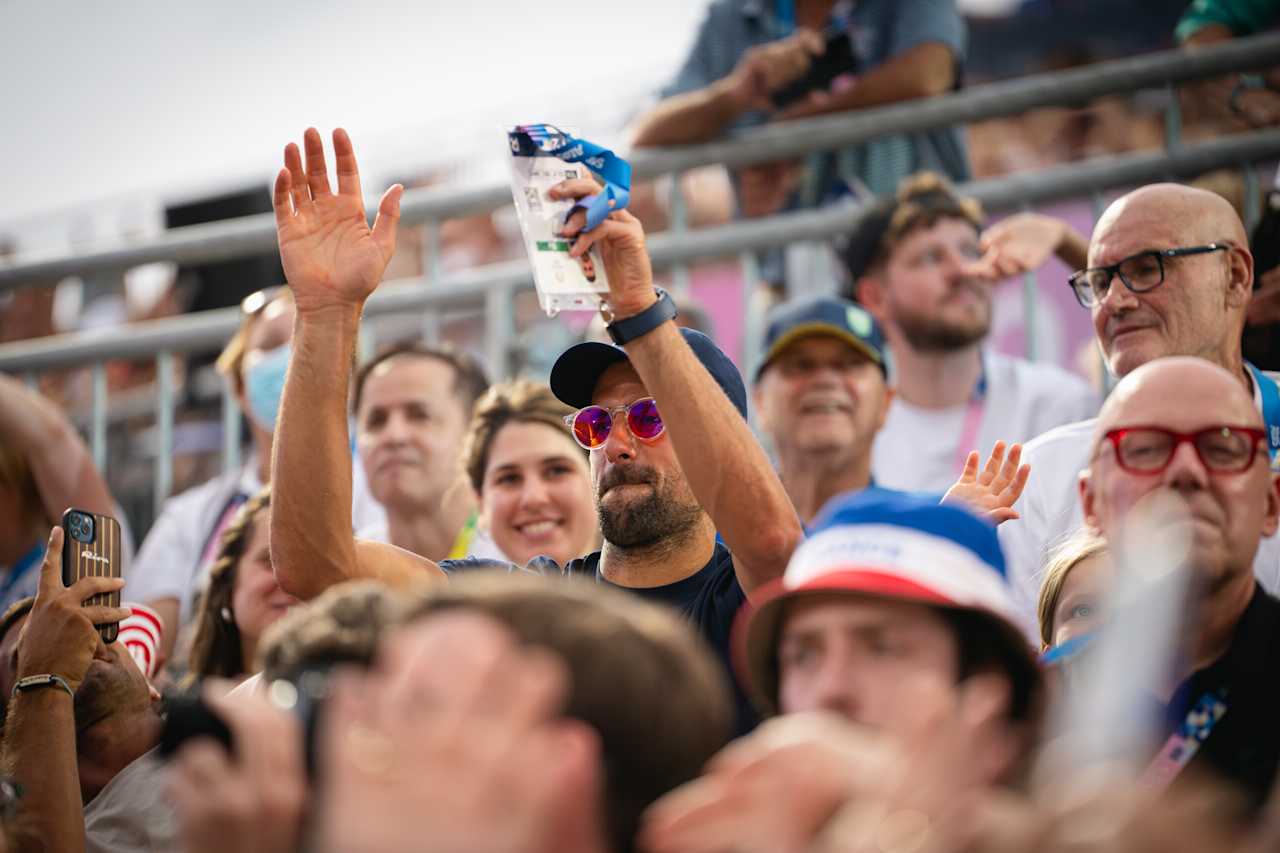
[[639, 488, 1043, 853]]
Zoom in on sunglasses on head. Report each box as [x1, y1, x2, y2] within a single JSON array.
[[564, 397, 665, 450]]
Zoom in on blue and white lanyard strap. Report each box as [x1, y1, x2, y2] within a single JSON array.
[[1247, 362, 1280, 468], [509, 124, 631, 232], [1141, 689, 1229, 793], [0, 542, 44, 605]]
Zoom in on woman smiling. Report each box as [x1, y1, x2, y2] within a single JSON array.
[[462, 380, 600, 568]]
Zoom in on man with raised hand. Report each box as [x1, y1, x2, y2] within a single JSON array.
[[1002, 183, 1280, 624], [267, 129, 803, 729]]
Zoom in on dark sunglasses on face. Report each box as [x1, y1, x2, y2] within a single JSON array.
[[1067, 244, 1228, 308], [564, 397, 665, 450], [1102, 425, 1267, 475]]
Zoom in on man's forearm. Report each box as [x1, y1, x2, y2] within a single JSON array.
[[0, 376, 114, 523], [778, 42, 954, 120], [2, 692, 85, 853], [631, 78, 747, 148], [270, 306, 362, 600], [624, 321, 802, 594]]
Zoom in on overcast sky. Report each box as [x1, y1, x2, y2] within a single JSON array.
[[1, 1, 707, 250]]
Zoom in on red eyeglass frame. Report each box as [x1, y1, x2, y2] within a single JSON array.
[[1101, 425, 1267, 474]]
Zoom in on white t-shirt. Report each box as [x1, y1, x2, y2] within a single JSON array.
[[872, 350, 1101, 493], [126, 453, 386, 624], [999, 368, 1280, 635], [83, 748, 176, 853]]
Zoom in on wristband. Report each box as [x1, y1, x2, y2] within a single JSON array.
[[606, 289, 678, 346], [13, 674, 74, 699]]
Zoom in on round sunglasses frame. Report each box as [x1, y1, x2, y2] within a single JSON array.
[[564, 397, 665, 450]]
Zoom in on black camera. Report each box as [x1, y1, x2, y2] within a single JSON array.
[[159, 665, 338, 780]]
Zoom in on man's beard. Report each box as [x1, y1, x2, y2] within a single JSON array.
[[73, 659, 143, 732], [893, 294, 991, 353], [596, 464, 703, 550]]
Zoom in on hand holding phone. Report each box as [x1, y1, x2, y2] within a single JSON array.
[[769, 27, 857, 110], [60, 508, 125, 644], [13, 526, 128, 694]]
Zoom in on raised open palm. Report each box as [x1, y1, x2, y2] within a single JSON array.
[[272, 127, 404, 312]]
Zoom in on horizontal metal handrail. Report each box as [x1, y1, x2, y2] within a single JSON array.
[[2, 32, 1278, 290], [4, 128, 1278, 375]]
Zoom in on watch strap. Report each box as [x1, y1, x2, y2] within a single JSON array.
[[13, 674, 74, 699], [606, 289, 677, 346]]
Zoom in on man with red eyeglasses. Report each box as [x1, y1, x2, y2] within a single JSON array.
[[1001, 183, 1280, 627], [1080, 356, 1280, 809]]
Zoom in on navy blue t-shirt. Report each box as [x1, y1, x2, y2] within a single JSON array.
[[443, 545, 759, 734], [567, 544, 757, 735]]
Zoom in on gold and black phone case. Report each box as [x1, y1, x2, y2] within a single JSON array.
[[60, 508, 123, 644]]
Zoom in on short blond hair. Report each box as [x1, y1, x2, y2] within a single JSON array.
[[1037, 530, 1109, 647], [214, 288, 294, 395]]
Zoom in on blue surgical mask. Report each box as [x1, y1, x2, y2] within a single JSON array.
[[243, 343, 291, 431]]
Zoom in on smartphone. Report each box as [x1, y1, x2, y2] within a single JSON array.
[[770, 27, 858, 109], [61, 508, 123, 644]]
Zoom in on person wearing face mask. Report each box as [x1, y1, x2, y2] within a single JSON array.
[[460, 380, 600, 567], [125, 287, 384, 670]]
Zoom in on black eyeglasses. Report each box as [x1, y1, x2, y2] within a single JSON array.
[[1067, 244, 1228, 308]]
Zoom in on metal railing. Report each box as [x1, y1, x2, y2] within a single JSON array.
[[2, 32, 1278, 519]]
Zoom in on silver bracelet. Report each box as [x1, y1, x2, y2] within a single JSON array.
[[12, 674, 74, 699]]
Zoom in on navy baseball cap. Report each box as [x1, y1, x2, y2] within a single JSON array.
[[550, 328, 748, 420], [755, 297, 887, 380]]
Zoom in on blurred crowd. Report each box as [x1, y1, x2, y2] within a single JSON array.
[[3, 1, 1280, 851]]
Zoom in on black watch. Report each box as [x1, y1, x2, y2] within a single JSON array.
[[606, 289, 678, 346]]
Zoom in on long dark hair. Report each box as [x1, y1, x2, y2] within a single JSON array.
[[185, 486, 271, 684]]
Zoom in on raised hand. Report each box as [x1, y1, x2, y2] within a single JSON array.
[[272, 128, 404, 314], [943, 441, 1030, 525], [550, 177, 657, 319], [639, 712, 899, 853], [976, 213, 1070, 280], [17, 527, 129, 692]]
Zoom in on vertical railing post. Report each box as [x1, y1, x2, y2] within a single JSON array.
[[221, 379, 241, 476], [668, 172, 691, 294], [486, 284, 514, 381], [91, 363, 108, 473], [154, 351, 174, 518]]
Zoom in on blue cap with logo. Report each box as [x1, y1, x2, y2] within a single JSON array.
[[755, 297, 887, 381]]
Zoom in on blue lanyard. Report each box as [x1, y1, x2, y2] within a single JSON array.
[[508, 124, 631, 233], [0, 542, 43, 604], [1247, 362, 1280, 465]]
